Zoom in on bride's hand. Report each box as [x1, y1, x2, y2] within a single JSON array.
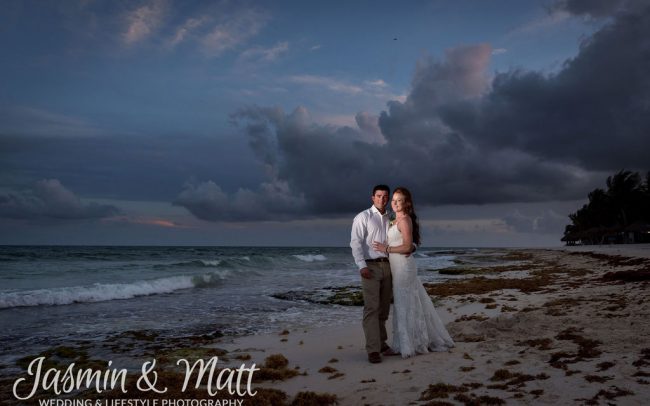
[[372, 241, 387, 253]]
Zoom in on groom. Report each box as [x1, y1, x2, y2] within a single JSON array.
[[350, 184, 396, 363]]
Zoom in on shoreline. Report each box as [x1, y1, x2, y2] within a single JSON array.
[[556, 242, 650, 258], [216, 246, 650, 404], [1, 246, 649, 405]]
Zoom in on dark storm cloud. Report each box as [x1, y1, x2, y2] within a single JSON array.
[[0, 131, 262, 202], [0, 179, 120, 219], [502, 209, 567, 234], [177, 44, 603, 222], [441, 4, 650, 171], [552, 0, 645, 18], [181, 3, 650, 222]]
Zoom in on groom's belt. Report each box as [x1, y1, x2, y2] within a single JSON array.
[[366, 257, 389, 263]]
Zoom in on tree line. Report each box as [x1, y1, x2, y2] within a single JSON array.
[[563, 170, 650, 245]]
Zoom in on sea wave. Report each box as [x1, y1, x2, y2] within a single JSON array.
[[417, 255, 457, 271], [153, 259, 222, 269], [293, 254, 327, 262], [0, 271, 232, 309]]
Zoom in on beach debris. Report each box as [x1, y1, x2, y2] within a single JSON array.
[[419, 383, 469, 400], [487, 369, 550, 391], [548, 327, 603, 370], [272, 286, 364, 306], [454, 314, 489, 322], [290, 391, 338, 405], [596, 361, 615, 371], [318, 366, 338, 374], [280, 329, 290, 335], [253, 354, 301, 382], [424, 274, 553, 297], [453, 393, 506, 405], [16, 345, 105, 372], [602, 269, 650, 282], [500, 304, 517, 312], [569, 252, 650, 267], [584, 375, 613, 383], [316, 364, 344, 380], [576, 385, 634, 404], [516, 338, 553, 351]]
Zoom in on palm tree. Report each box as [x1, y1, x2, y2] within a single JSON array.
[[605, 170, 642, 227], [563, 170, 649, 244]]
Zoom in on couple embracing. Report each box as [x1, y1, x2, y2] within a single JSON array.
[[350, 185, 454, 363]]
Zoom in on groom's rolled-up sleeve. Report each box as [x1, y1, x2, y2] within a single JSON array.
[[350, 213, 367, 270]]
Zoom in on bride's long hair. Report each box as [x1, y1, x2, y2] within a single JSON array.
[[393, 187, 421, 246]]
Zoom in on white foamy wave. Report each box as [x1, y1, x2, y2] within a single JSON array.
[[199, 259, 222, 266], [0, 272, 229, 309], [293, 254, 327, 262]]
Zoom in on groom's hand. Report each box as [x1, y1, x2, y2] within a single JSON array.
[[360, 267, 372, 279]]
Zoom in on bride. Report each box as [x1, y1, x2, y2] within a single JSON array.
[[373, 187, 454, 358]]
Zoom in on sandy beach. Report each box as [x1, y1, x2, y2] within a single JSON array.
[[2, 245, 649, 405], [214, 245, 650, 405]]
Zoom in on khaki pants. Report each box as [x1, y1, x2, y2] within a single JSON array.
[[361, 261, 392, 354]]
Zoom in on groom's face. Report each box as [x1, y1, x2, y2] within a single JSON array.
[[372, 190, 389, 211]]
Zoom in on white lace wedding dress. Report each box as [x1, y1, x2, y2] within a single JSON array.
[[389, 224, 455, 357]]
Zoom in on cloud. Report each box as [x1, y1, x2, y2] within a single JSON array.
[[123, 0, 167, 45], [104, 215, 190, 228], [551, 0, 646, 19], [185, 39, 619, 222], [173, 179, 306, 222], [0, 179, 121, 220], [0, 106, 103, 137], [513, 9, 571, 34], [200, 9, 269, 57], [288, 75, 364, 95], [365, 79, 388, 88], [239, 41, 289, 63], [491, 48, 507, 55], [0, 131, 261, 203], [167, 16, 208, 48], [355, 112, 385, 144], [440, 5, 650, 171], [286, 75, 402, 104], [502, 209, 567, 234]]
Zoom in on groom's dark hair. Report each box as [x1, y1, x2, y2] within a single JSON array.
[[372, 184, 390, 195]]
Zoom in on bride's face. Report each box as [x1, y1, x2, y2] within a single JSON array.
[[391, 193, 407, 213]]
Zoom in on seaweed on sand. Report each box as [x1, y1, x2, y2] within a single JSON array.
[[254, 354, 301, 382]]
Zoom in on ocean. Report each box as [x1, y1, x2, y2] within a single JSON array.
[[0, 245, 490, 369]]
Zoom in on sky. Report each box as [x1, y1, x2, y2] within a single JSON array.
[[1, 0, 649, 247]]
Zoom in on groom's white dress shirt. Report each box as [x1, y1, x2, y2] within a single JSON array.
[[350, 205, 390, 270]]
